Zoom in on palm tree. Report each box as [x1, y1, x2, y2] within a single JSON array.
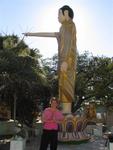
[[0, 35, 48, 125]]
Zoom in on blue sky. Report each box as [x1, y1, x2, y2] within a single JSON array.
[[0, 0, 113, 58]]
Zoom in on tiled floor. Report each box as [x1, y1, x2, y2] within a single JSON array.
[[25, 136, 108, 150], [0, 135, 108, 150]]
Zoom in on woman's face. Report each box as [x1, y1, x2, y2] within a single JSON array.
[[58, 9, 66, 23], [51, 100, 58, 108]]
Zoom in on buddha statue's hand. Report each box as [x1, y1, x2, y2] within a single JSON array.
[[22, 32, 30, 36], [61, 62, 68, 72]]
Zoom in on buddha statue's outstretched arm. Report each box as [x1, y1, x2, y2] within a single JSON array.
[[23, 32, 59, 38]]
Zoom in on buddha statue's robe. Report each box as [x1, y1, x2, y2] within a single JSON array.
[[58, 20, 77, 103]]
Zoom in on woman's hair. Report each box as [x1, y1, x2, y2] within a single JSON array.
[[49, 97, 59, 105], [60, 5, 74, 19]]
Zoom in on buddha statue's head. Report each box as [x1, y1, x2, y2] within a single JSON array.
[[58, 5, 74, 23]]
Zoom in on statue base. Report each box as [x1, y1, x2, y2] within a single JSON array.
[[58, 114, 90, 142]]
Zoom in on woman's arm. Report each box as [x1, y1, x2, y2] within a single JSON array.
[[53, 110, 64, 123], [41, 109, 56, 123]]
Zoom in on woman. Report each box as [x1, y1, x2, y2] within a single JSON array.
[[39, 97, 64, 150]]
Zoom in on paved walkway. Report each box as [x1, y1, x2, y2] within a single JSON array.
[[25, 136, 108, 150], [0, 135, 108, 150]]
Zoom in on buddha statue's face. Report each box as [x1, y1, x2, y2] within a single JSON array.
[[58, 9, 66, 23]]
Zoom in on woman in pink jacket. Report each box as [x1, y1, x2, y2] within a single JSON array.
[[39, 97, 64, 150]]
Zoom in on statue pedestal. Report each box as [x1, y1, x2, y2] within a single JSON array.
[[58, 102, 90, 142], [58, 115, 90, 142]]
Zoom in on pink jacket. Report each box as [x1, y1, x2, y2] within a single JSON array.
[[42, 108, 64, 130]]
